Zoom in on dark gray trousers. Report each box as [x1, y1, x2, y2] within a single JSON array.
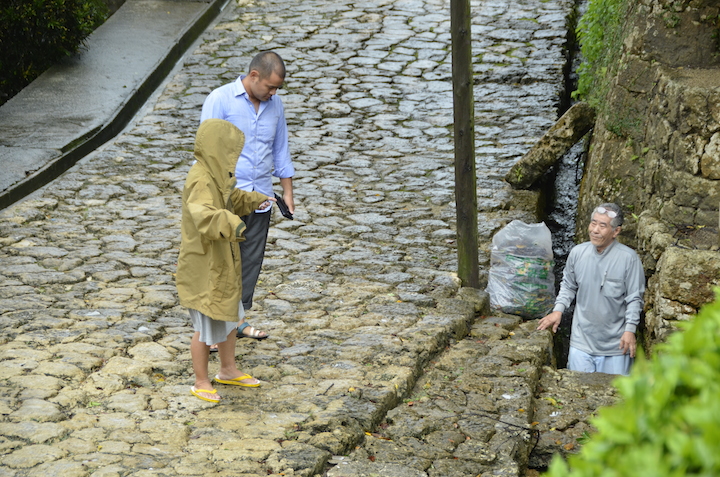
[[239, 210, 271, 310]]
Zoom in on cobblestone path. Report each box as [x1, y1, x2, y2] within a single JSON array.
[[0, 0, 611, 476]]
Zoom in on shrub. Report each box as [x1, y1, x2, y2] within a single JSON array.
[[0, 0, 108, 105], [545, 289, 720, 476], [573, 0, 631, 109]]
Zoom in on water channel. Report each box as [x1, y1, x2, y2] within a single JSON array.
[[541, 0, 589, 368]]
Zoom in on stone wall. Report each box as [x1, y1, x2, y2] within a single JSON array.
[[576, 0, 720, 350]]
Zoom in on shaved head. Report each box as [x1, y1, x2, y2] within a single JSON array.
[[248, 51, 286, 80]]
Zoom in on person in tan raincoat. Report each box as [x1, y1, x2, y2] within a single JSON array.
[[176, 118, 275, 403]]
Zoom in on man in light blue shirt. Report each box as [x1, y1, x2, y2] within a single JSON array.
[[537, 203, 645, 375], [200, 51, 295, 340]]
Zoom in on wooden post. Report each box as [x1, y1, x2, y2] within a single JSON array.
[[451, 0, 479, 288]]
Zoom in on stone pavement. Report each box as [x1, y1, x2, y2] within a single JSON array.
[[0, 0, 618, 475]]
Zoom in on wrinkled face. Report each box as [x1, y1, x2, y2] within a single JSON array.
[[246, 71, 284, 102], [588, 212, 621, 252]]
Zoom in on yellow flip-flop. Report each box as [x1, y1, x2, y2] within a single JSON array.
[[214, 374, 261, 387], [190, 386, 220, 402]]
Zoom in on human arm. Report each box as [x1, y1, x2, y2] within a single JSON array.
[[622, 253, 646, 335], [554, 248, 579, 314], [185, 178, 244, 241], [617, 253, 644, 357], [230, 189, 275, 217], [537, 247, 579, 332], [271, 99, 294, 211], [279, 177, 294, 214]]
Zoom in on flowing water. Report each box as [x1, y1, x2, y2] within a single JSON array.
[[542, 0, 589, 367]]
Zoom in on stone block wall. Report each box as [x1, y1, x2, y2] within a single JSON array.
[[575, 0, 720, 350]]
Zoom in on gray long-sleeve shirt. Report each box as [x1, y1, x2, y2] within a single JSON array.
[[553, 240, 645, 356]]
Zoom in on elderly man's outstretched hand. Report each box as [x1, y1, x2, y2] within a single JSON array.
[[537, 310, 562, 333]]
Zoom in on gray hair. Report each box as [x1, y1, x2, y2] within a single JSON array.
[[248, 51, 286, 80], [592, 203, 623, 228]]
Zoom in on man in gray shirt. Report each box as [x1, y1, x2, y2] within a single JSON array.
[[537, 203, 645, 375]]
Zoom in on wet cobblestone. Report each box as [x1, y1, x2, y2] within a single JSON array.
[[0, 0, 589, 475]]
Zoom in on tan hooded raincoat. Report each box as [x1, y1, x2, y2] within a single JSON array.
[[176, 119, 268, 321]]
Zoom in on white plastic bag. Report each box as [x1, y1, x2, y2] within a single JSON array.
[[486, 220, 555, 319]]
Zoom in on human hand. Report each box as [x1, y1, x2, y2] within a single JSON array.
[[537, 311, 562, 333], [619, 331, 636, 358], [259, 196, 277, 210], [283, 192, 295, 214]]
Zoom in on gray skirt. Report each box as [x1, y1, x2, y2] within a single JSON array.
[[188, 306, 245, 346]]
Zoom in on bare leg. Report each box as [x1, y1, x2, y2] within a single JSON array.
[[215, 328, 260, 386], [190, 331, 220, 401]]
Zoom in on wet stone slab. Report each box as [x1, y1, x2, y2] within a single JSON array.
[[0, 0, 609, 474]]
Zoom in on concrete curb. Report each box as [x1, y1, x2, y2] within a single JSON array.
[[0, 0, 228, 211]]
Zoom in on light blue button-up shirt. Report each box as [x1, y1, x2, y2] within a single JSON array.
[[200, 75, 294, 205]]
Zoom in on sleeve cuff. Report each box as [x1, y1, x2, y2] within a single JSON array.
[[235, 221, 246, 238]]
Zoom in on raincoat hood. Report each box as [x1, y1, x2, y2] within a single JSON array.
[[193, 118, 244, 193]]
